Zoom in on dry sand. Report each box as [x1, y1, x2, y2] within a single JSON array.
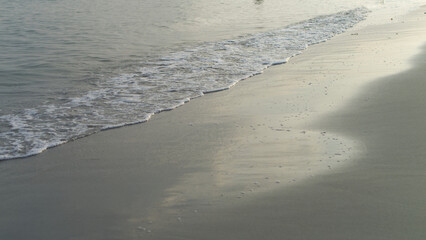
[[1, 6, 426, 240]]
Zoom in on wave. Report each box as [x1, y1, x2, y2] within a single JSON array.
[[0, 7, 369, 160]]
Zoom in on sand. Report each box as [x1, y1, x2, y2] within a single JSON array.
[[1, 6, 426, 240]]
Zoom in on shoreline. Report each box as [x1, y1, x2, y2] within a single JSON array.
[[1, 6, 426, 240], [0, 7, 370, 162]]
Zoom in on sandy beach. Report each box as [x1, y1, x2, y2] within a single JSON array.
[[1, 6, 426, 240]]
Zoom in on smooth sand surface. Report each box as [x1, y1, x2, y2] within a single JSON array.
[[1, 7, 426, 240]]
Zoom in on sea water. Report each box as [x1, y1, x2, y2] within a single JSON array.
[[0, 0, 425, 160]]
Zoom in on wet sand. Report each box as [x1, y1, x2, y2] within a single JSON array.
[[1, 6, 426, 240]]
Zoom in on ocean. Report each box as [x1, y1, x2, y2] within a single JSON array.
[[0, 0, 425, 160]]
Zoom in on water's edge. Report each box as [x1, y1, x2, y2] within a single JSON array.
[[0, 8, 369, 160]]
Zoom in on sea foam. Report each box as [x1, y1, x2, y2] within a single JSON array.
[[0, 8, 369, 160]]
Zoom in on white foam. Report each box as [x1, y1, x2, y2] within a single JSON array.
[[0, 8, 369, 160]]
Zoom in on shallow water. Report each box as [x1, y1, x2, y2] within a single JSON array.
[[0, 0, 425, 160]]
